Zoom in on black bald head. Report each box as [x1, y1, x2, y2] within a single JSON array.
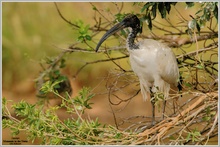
[[121, 14, 142, 33], [95, 14, 142, 52]]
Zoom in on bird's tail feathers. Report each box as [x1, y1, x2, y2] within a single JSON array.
[[152, 80, 170, 100], [139, 79, 171, 101], [177, 74, 183, 92], [140, 80, 151, 101]]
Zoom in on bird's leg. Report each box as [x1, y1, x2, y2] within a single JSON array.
[[173, 95, 180, 115], [151, 97, 155, 126], [162, 99, 166, 120], [173, 99, 176, 114], [173, 74, 183, 115], [150, 87, 155, 126]]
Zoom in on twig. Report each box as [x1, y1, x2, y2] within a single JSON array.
[[73, 55, 128, 78]]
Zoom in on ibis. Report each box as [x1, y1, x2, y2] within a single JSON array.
[[96, 14, 180, 125]]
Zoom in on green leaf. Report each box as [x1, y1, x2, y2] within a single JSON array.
[[115, 13, 126, 22], [205, 106, 211, 114], [141, 2, 154, 13], [199, 19, 206, 28], [85, 35, 91, 41], [203, 8, 211, 21], [11, 127, 20, 136], [45, 57, 54, 64], [186, 2, 194, 8], [158, 3, 166, 18], [120, 29, 127, 37], [2, 97, 7, 105], [191, 129, 201, 142], [185, 28, 192, 37], [54, 70, 60, 76], [195, 9, 203, 15], [196, 21, 201, 35], [165, 2, 171, 14], [57, 75, 67, 81], [213, 4, 218, 20], [145, 13, 152, 30], [92, 5, 97, 11], [186, 133, 191, 141], [195, 64, 203, 69], [184, 82, 192, 88], [140, 4, 147, 13], [188, 19, 197, 30], [115, 133, 122, 139], [152, 3, 157, 19], [85, 24, 90, 31], [202, 116, 211, 121], [60, 58, 66, 68]]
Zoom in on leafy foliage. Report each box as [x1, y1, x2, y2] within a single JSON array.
[[140, 2, 177, 30], [186, 2, 218, 35], [72, 87, 94, 112], [75, 20, 92, 43], [35, 56, 72, 100], [139, 2, 218, 32], [186, 128, 202, 143], [2, 87, 104, 145]]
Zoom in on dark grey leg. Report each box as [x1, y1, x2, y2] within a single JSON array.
[[151, 98, 155, 126], [150, 87, 155, 126], [173, 99, 176, 114], [162, 99, 166, 120]]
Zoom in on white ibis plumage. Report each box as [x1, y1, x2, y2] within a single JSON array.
[[96, 14, 180, 125]]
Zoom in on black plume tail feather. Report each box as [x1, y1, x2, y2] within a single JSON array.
[[177, 59, 183, 93]]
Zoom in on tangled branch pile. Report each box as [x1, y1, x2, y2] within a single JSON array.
[[136, 91, 218, 145]]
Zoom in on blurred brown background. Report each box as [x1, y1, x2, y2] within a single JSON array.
[[2, 2, 217, 145]]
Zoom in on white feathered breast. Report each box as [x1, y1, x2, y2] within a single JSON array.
[[128, 39, 179, 101]]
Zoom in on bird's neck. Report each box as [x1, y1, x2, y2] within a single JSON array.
[[126, 29, 139, 50]]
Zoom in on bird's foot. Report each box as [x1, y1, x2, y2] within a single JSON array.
[[151, 118, 156, 127]]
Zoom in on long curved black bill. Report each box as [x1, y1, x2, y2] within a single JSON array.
[[95, 22, 126, 52]]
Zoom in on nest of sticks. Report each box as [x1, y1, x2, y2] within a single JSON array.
[[133, 91, 218, 145], [104, 91, 218, 145]]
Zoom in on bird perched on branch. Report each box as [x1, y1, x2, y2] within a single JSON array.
[[96, 14, 180, 125]]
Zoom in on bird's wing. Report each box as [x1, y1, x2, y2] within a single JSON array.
[[141, 39, 179, 87], [155, 42, 179, 87]]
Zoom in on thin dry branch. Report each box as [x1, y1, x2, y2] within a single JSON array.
[[141, 32, 218, 48], [73, 55, 128, 78]]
